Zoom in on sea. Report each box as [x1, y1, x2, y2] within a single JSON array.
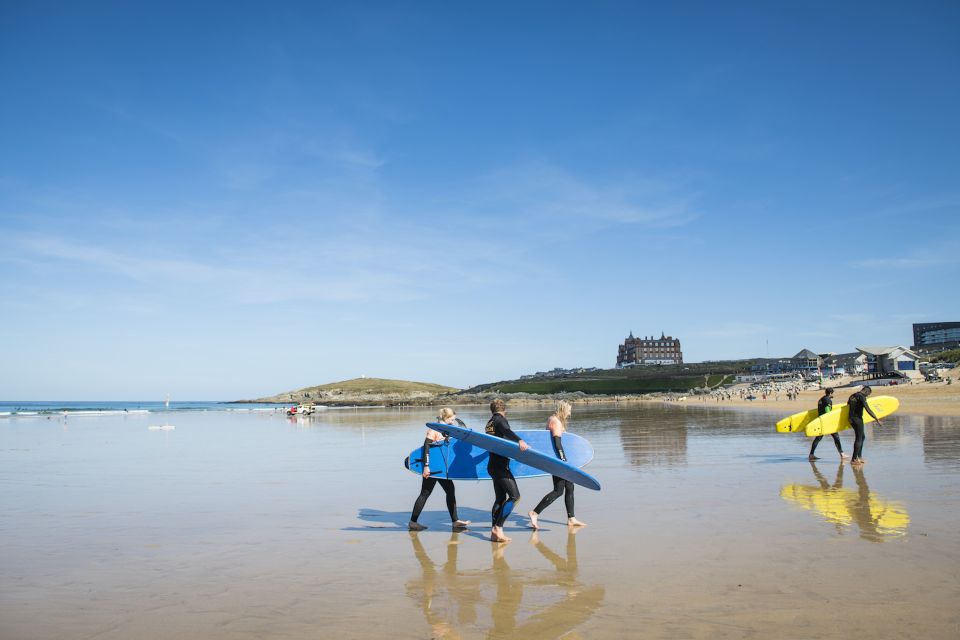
[[0, 400, 285, 417]]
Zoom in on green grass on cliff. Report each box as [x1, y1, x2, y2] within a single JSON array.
[[490, 374, 734, 395], [259, 377, 459, 400]]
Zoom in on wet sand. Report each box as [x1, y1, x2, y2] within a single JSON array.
[[2, 405, 959, 638]]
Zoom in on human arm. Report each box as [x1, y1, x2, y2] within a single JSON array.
[[547, 416, 567, 461]]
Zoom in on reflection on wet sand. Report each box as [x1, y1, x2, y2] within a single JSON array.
[[406, 531, 604, 639], [614, 407, 688, 468], [920, 415, 960, 469], [781, 462, 909, 542]]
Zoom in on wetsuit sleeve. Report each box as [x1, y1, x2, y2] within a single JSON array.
[[422, 437, 433, 467], [551, 435, 567, 461], [496, 415, 522, 443]]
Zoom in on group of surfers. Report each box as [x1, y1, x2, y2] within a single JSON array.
[[808, 385, 882, 466], [407, 399, 585, 543]]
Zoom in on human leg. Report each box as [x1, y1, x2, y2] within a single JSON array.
[[409, 477, 438, 530], [809, 435, 824, 459]]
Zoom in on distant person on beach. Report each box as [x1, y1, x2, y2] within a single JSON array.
[[408, 407, 470, 531], [486, 398, 529, 543], [809, 388, 849, 461], [847, 386, 882, 466], [529, 400, 587, 529]]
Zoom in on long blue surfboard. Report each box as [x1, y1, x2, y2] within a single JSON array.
[[404, 430, 594, 481], [421, 422, 601, 491]]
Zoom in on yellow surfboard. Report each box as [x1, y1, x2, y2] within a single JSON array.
[[776, 404, 843, 433], [804, 395, 899, 437]]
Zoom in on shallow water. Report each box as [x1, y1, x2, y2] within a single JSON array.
[[2, 405, 958, 639]]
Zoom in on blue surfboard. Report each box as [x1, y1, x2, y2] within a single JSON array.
[[421, 422, 601, 491], [404, 430, 594, 481]]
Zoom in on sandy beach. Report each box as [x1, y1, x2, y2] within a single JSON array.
[[683, 370, 960, 417], [2, 403, 959, 639]]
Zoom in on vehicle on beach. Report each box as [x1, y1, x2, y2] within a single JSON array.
[[286, 403, 326, 416]]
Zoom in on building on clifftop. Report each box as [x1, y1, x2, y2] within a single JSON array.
[[617, 332, 683, 367]]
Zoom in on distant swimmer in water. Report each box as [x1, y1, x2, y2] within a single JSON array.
[[408, 407, 470, 531], [486, 398, 529, 543], [847, 386, 881, 467], [809, 388, 849, 461], [528, 400, 586, 529]]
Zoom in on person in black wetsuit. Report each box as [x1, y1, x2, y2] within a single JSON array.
[[486, 398, 529, 543], [809, 388, 849, 461], [847, 386, 881, 467], [408, 407, 471, 531], [528, 400, 586, 529]]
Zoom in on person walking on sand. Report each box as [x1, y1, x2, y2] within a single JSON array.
[[809, 388, 849, 461], [408, 407, 471, 531], [486, 399, 529, 543], [847, 386, 882, 467], [528, 400, 586, 529]]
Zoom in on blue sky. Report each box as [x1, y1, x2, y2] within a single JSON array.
[[1, 1, 958, 399]]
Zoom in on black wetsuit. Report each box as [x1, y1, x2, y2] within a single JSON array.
[[532, 432, 575, 518], [810, 394, 843, 457], [847, 391, 878, 460], [486, 413, 522, 527], [410, 428, 460, 523]]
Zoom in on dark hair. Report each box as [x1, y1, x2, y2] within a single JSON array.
[[825, 388, 834, 395]]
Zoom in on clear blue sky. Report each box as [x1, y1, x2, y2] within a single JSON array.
[[1, 1, 958, 399]]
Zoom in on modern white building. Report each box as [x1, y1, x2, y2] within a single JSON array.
[[856, 346, 922, 380]]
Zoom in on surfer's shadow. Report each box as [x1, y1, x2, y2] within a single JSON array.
[[739, 454, 810, 464], [345, 507, 492, 531]]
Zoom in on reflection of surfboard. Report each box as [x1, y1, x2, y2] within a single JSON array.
[[404, 431, 594, 480], [780, 483, 909, 539], [805, 396, 899, 437], [426, 422, 601, 491]]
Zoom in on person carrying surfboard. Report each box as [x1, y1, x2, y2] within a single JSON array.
[[408, 407, 471, 531], [809, 388, 849, 461], [528, 400, 587, 529], [847, 386, 882, 467], [485, 398, 529, 543]]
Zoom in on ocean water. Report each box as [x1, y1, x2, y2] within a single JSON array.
[[1, 403, 958, 639], [0, 400, 285, 417]]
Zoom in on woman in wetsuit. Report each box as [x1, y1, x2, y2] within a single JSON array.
[[528, 400, 587, 529], [408, 407, 470, 531]]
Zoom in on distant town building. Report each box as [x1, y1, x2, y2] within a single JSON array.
[[912, 322, 960, 353], [751, 348, 821, 376], [857, 346, 922, 380], [617, 332, 683, 367]]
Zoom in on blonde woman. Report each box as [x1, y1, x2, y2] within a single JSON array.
[[528, 400, 586, 529], [409, 408, 471, 531]]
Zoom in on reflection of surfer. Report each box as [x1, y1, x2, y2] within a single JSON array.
[[406, 531, 474, 638], [486, 399, 529, 543], [809, 388, 848, 461], [529, 401, 587, 529], [847, 387, 881, 467], [409, 408, 471, 531]]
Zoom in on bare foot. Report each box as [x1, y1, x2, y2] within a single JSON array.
[[809, 455, 820, 460], [408, 521, 427, 531], [490, 528, 512, 543], [851, 458, 865, 467], [527, 510, 540, 530], [567, 517, 587, 527], [452, 520, 470, 529], [840, 453, 851, 459]]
